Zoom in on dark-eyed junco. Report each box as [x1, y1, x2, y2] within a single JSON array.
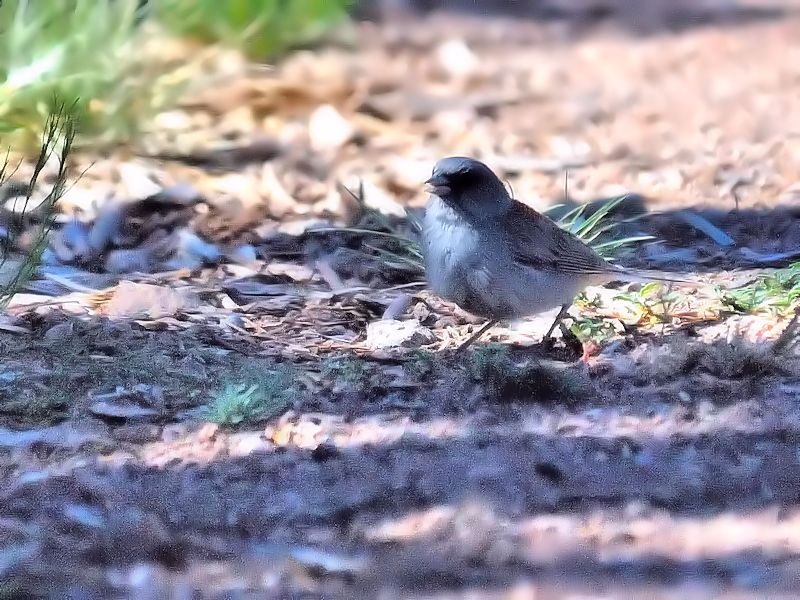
[[422, 156, 689, 351]]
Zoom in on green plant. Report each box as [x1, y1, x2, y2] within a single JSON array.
[[470, 343, 510, 382], [151, 0, 353, 59], [569, 315, 617, 346], [614, 282, 686, 325], [0, 0, 264, 149], [1, 1, 136, 146], [0, 0, 354, 149], [721, 264, 800, 316], [0, 104, 75, 307], [310, 182, 426, 279], [573, 291, 603, 309], [203, 367, 294, 425], [321, 356, 368, 384], [545, 194, 653, 258]]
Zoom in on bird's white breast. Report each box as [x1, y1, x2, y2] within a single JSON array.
[[422, 197, 481, 301], [422, 195, 604, 319]]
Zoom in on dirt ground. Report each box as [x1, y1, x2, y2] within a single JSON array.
[[4, 3, 800, 598]]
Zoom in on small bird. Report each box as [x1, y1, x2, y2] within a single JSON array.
[[422, 156, 688, 351]]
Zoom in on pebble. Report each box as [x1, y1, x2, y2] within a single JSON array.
[[366, 319, 437, 349], [435, 38, 480, 81], [308, 104, 355, 152], [228, 432, 271, 456]]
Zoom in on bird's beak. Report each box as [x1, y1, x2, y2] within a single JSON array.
[[424, 175, 450, 196]]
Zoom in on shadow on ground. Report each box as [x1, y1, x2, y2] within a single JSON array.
[[5, 423, 800, 596]]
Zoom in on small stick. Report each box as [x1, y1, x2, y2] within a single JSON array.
[[455, 319, 498, 354]]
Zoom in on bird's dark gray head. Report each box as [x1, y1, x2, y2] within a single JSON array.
[[425, 157, 511, 218]]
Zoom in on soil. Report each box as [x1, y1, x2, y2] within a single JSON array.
[[4, 4, 800, 598]]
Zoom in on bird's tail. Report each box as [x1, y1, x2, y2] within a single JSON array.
[[609, 265, 702, 287]]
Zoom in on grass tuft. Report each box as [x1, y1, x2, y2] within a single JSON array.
[[0, 0, 353, 149], [0, 102, 75, 307], [203, 366, 295, 426], [0, 0, 154, 148], [470, 343, 511, 382], [151, 0, 354, 60], [469, 343, 589, 401], [546, 194, 653, 258], [405, 349, 435, 379], [321, 356, 369, 385]]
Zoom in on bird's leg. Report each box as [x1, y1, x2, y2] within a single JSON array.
[[455, 319, 498, 353], [543, 304, 571, 341]]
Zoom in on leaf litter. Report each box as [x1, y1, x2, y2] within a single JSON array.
[[4, 3, 800, 597]]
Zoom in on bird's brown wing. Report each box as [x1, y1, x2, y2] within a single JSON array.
[[504, 201, 613, 275]]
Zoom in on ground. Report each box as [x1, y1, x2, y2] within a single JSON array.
[[3, 3, 800, 598]]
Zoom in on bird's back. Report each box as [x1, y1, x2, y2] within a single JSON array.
[[503, 200, 613, 277]]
